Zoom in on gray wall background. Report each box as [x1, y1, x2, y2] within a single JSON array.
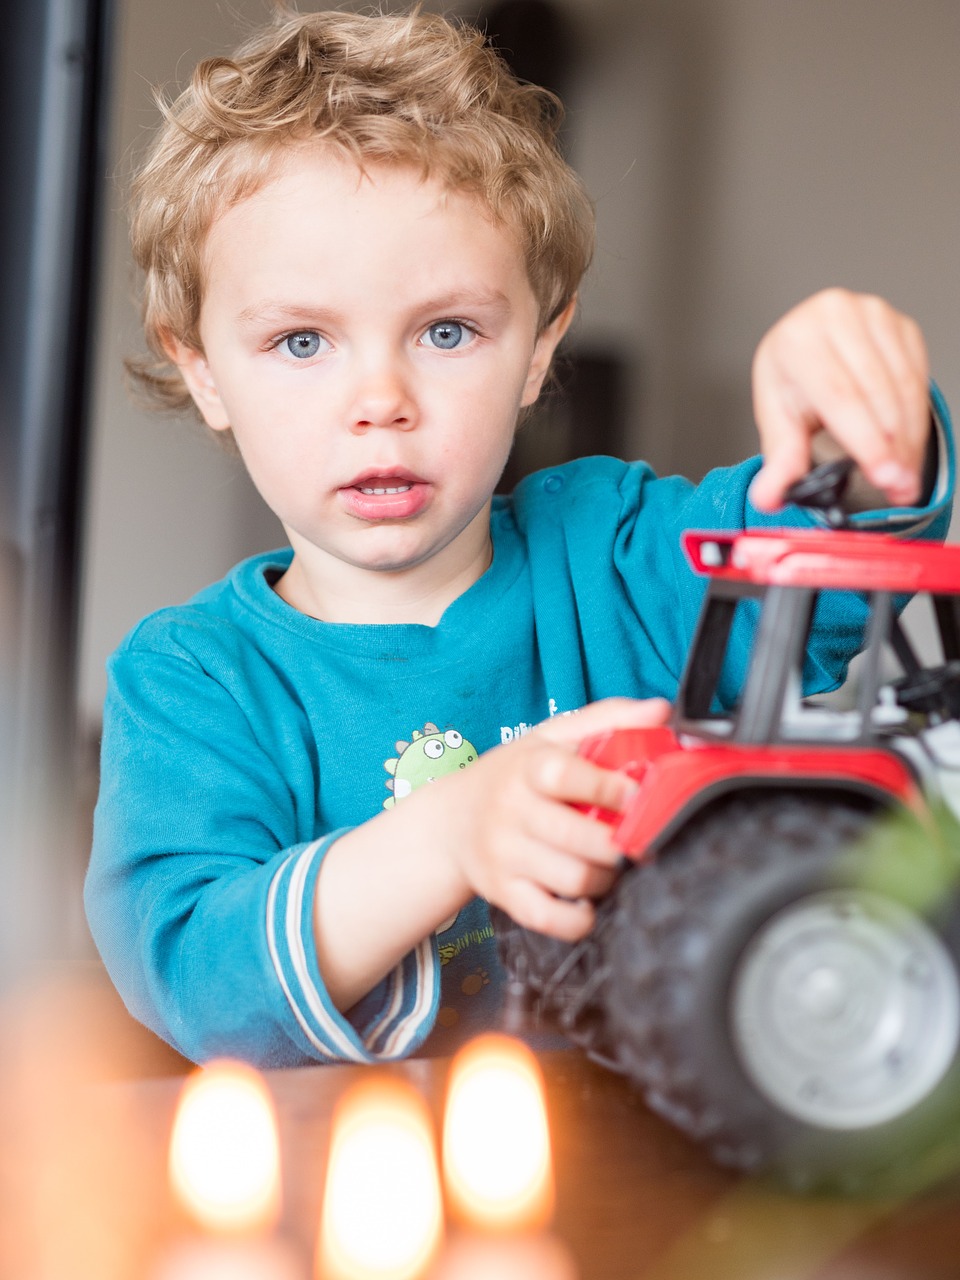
[[78, 0, 960, 729]]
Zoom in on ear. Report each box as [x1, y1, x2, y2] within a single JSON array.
[[163, 335, 231, 431], [520, 297, 578, 408]]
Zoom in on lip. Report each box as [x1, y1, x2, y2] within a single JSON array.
[[339, 468, 431, 521], [343, 467, 427, 490]]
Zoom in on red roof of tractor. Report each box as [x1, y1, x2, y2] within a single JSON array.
[[683, 528, 960, 593]]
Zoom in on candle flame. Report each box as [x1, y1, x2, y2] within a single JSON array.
[[168, 1059, 281, 1235], [442, 1034, 554, 1232], [318, 1077, 444, 1280]]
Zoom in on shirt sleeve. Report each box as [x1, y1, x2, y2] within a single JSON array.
[[84, 643, 439, 1067]]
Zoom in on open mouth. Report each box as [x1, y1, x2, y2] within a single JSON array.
[[340, 473, 429, 520]]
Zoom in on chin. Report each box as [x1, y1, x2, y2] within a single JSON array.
[[347, 542, 435, 575]]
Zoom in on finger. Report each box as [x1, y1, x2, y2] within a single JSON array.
[[535, 696, 671, 747], [750, 356, 819, 510], [522, 743, 641, 821], [861, 306, 931, 461], [481, 823, 616, 903], [824, 296, 910, 438], [790, 341, 898, 475], [897, 308, 931, 387], [823, 305, 927, 501], [517, 786, 626, 866], [859, 298, 929, 435], [819, 342, 920, 504], [500, 878, 596, 941], [519, 840, 619, 900]]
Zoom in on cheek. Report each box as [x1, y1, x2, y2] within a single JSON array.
[[457, 365, 529, 430], [223, 378, 314, 457], [441, 422, 516, 494], [229, 441, 289, 514], [225, 407, 315, 509]]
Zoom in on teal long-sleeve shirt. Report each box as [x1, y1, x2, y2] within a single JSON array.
[[85, 413, 954, 1067]]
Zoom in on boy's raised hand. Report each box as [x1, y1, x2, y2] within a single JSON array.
[[446, 697, 671, 941], [749, 288, 931, 513]]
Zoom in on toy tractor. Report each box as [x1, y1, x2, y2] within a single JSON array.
[[493, 461, 960, 1188]]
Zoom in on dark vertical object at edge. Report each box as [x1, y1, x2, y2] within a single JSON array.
[[478, 2, 629, 486], [480, 0, 571, 106], [0, 0, 114, 985]]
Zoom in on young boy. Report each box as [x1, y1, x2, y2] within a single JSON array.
[[85, 8, 952, 1067]]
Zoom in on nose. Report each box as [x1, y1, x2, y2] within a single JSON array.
[[348, 349, 417, 434]]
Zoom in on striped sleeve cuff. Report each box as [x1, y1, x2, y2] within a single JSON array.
[[265, 834, 439, 1063]]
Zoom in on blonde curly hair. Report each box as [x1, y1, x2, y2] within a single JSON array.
[[128, 5, 595, 412]]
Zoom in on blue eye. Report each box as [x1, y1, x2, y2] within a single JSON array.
[[424, 321, 468, 350], [283, 331, 322, 359]]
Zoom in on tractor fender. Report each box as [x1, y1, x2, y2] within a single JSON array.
[[618, 769, 917, 864]]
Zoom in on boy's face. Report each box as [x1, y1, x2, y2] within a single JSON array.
[[170, 148, 572, 619]]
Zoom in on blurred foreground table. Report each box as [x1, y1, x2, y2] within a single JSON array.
[[104, 1048, 960, 1280]]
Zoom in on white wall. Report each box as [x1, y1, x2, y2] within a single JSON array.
[[78, 0, 960, 726], [685, 0, 960, 476], [559, 0, 960, 479]]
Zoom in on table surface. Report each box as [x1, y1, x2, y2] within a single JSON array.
[[99, 1047, 960, 1280]]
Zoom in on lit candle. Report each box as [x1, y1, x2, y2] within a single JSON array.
[[317, 1076, 445, 1280], [442, 1034, 554, 1232], [429, 1232, 578, 1280], [154, 1058, 303, 1280], [436, 1035, 578, 1280]]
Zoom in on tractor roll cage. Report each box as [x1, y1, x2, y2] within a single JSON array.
[[683, 527, 960, 594], [677, 528, 960, 747]]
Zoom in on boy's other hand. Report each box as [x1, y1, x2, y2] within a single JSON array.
[[446, 697, 671, 941], [749, 289, 930, 513]]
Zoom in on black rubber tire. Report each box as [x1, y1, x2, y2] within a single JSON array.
[[604, 788, 960, 1190], [491, 897, 623, 1064]]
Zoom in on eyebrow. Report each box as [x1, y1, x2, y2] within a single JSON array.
[[236, 288, 514, 328], [413, 288, 514, 318], [236, 302, 332, 328]]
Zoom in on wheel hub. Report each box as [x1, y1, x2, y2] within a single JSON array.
[[730, 890, 960, 1129]]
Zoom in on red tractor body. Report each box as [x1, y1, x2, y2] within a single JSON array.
[[579, 728, 923, 859]]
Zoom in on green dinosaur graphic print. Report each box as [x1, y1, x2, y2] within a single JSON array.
[[383, 722, 478, 809]]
